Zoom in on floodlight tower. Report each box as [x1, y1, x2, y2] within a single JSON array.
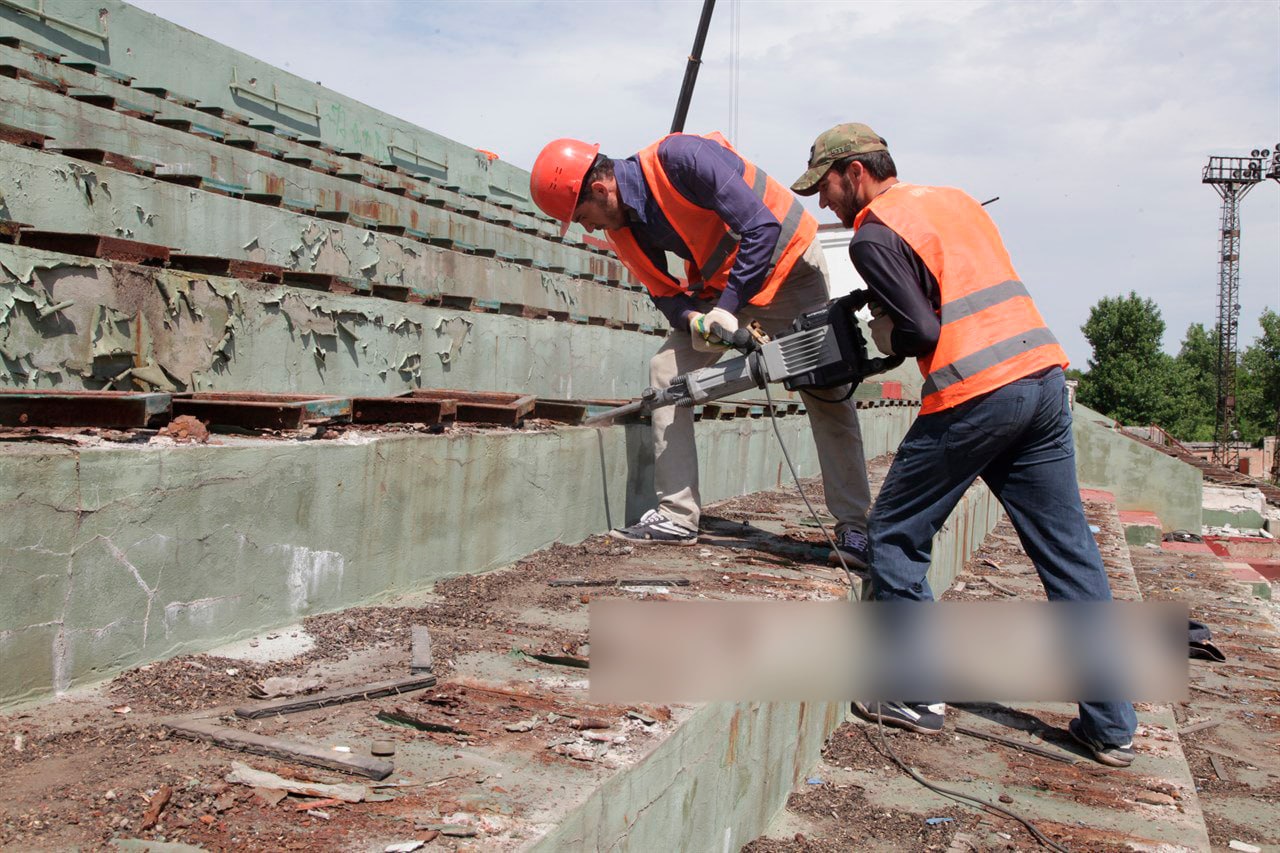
[[1201, 146, 1280, 469]]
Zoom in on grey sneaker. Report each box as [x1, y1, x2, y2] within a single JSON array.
[[853, 701, 946, 734], [829, 528, 869, 570], [609, 509, 698, 545], [1068, 718, 1135, 768]]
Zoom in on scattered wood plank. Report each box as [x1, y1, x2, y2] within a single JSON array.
[[981, 577, 1021, 597], [953, 725, 1077, 765], [1179, 718, 1222, 735], [548, 577, 690, 588], [234, 674, 437, 719], [165, 720, 394, 779], [1209, 753, 1231, 782], [411, 626, 433, 675], [1189, 683, 1233, 700]]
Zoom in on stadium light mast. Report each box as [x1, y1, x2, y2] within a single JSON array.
[[1201, 146, 1280, 470]]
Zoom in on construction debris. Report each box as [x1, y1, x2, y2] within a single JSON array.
[[224, 762, 369, 802], [411, 626, 433, 674], [234, 674, 437, 718], [166, 720, 395, 779]]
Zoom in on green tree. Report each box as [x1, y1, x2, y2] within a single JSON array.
[[1163, 322, 1218, 441], [1237, 309, 1280, 442], [1077, 292, 1174, 424]]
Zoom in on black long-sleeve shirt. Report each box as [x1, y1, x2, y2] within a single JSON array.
[[848, 213, 941, 357]]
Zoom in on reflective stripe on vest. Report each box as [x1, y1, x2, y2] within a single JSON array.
[[921, 326, 1061, 397], [854, 184, 1068, 413], [606, 133, 818, 306]]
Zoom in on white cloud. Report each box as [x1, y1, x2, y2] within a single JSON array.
[[130, 0, 1280, 364]]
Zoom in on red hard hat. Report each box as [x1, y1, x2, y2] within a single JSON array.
[[530, 138, 600, 236]]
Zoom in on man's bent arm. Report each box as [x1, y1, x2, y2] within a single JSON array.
[[849, 222, 941, 357], [658, 136, 782, 316]]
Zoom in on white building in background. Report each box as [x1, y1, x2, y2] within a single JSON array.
[[817, 222, 867, 299]]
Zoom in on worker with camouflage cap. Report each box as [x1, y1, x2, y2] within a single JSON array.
[[794, 123, 1138, 767]]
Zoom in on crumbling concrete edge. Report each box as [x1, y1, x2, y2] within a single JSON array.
[[531, 481, 1002, 852], [0, 409, 919, 709]]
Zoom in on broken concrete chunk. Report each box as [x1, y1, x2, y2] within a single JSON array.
[[551, 741, 597, 762], [1228, 842, 1261, 853], [503, 716, 542, 733], [225, 761, 368, 802], [247, 676, 325, 699], [253, 786, 287, 806], [569, 717, 612, 730], [1134, 791, 1176, 806], [384, 843, 423, 853]]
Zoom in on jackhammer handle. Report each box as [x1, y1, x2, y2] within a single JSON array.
[[710, 323, 757, 354], [862, 354, 905, 376]]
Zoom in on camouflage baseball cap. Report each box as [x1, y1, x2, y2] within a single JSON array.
[[791, 123, 888, 196]]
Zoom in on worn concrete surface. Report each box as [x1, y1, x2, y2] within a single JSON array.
[[0, 243, 658, 397], [1075, 402, 1204, 533], [1202, 486, 1269, 531], [754, 491, 1218, 852], [0, 405, 917, 707], [0, 458, 1003, 852], [0, 140, 662, 326]]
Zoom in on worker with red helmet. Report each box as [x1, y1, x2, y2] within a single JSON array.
[[530, 133, 872, 564]]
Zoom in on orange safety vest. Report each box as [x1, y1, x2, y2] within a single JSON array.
[[605, 133, 817, 307], [854, 184, 1068, 415]]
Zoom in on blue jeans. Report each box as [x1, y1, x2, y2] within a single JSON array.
[[868, 367, 1137, 746]]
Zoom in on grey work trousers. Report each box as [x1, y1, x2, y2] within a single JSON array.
[[648, 241, 872, 533]]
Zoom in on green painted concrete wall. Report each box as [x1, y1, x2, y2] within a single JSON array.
[[0, 407, 917, 707], [1073, 403, 1203, 533]]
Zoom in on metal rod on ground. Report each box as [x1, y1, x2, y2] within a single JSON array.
[[670, 0, 717, 134]]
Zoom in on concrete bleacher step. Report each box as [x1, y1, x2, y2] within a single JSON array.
[[1129, 519, 1280, 850], [0, 41, 630, 282], [0, 240, 661, 399], [753, 489, 1215, 851], [0, 80, 622, 286], [0, 140, 663, 328]]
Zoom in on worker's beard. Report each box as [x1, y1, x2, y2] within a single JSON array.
[[839, 174, 864, 228]]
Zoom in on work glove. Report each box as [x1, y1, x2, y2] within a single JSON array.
[[868, 301, 896, 356], [688, 307, 738, 352]]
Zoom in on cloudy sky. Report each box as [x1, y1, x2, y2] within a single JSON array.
[[131, 0, 1279, 367]]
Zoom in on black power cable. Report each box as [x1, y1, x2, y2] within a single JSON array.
[[759, 381, 1070, 853]]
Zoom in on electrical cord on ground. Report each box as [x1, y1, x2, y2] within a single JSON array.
[[760, 380, 862, 599], [872, 718, 1070, 853], [759, 383, 1069, 853]]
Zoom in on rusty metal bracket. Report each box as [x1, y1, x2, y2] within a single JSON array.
[[0, 0, 108, 44], [228, 67, 320, 122], [0, 390, 171, 429], [172, 393, 351, 431]]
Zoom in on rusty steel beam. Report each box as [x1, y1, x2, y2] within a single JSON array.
[[530, 399, 588, 424], [409, 389, 536, 426], [0, 120, 49, 148], [58, 148, 154, 175], [172, 393, 351, 431], [350, 397, 457, 425], [0, 220, 28, 244], [0, 390, 171, 428], [18, 231, 170, 265], [167, 254, 285, 283]]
